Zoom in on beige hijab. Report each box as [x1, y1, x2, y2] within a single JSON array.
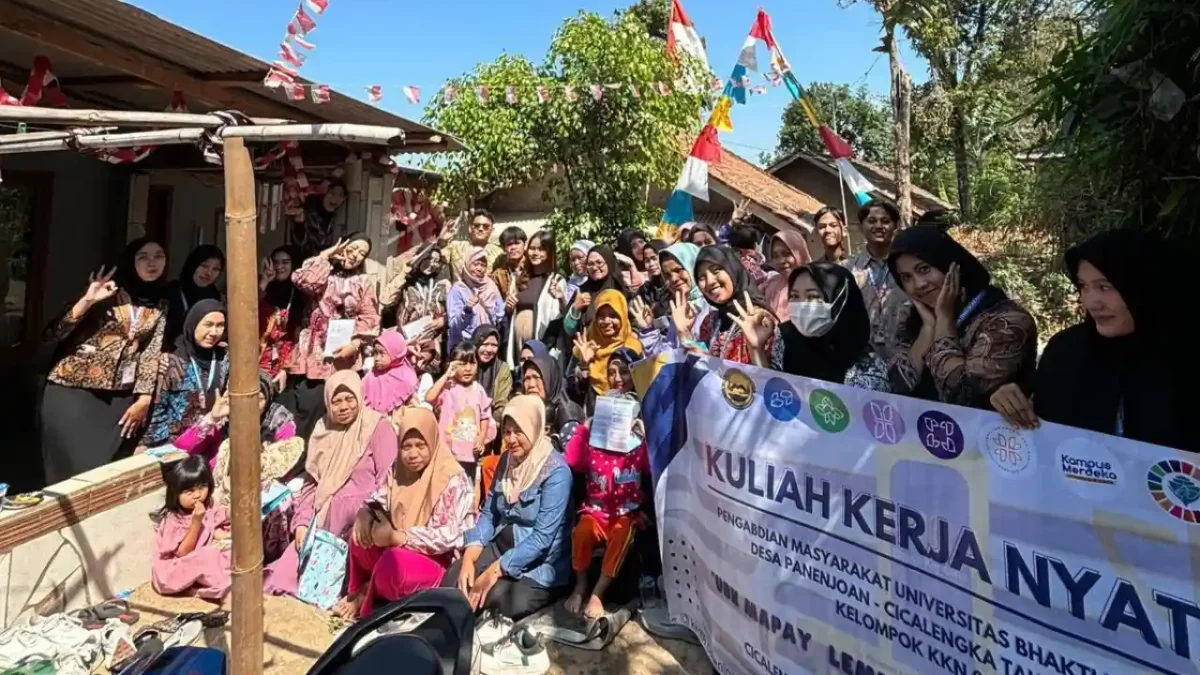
[[306, 370, 384, 522], [498, 395, 555, 504], [387, 407, 467, 529]]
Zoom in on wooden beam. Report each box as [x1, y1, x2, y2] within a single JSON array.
[[194, 71, 268, 85], [0, 123, 408, 155], [0, 106, 290, 127], [56, 75, 143, 87], [0, 1, 315, 120]]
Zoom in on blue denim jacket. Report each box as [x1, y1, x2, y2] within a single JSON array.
[[465, 451, 573, 589]]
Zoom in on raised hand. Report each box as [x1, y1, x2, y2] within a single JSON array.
[[731, 198, 753, 224], [630, 297, 653, 331], [466, 294, 480, 308], [82, 266, 119, 305], [731, 291, 774, 350], [670, 290, 696, 337], [548, 276, 564, 300], [210, 388, 231, 423], [258, 258, 275, 289], [504, 292, 517, 312], [990, 383, 1039, 430], [573, 334, 598, 365], [934, 262, 961, 322], [320, 238, 350, 261], [573, 291, 592, 313]]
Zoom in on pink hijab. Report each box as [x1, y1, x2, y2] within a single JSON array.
[[764, 230, 813, 321], [363, 330, 419, 414], [459, 247, 503, 324]]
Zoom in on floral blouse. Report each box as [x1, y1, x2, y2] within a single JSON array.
[[887, 299, 1037, 409], [259, 294, 301, 378], [290, 256, 381, 380], [370, 472, 476, 556], [143, 352, 230, 447], [697, 311, 784, 369], [46, 291, 168, 396], [399, 281, 450, 328]]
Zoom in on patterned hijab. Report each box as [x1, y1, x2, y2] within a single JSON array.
[[387, 407, 467, 529], [306, 371, 385, 521], [499, 395, 555, 504], [458, 246, 503, 324]]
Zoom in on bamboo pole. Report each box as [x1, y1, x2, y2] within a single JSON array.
[[0, 124, 408, 155], [0, 127, 117, 145], [0, 107, 290, 127], [223, 137, 264, 675]]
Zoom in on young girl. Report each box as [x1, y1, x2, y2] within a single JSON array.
[[363, 330, 419, 418], [425, 342, 495, 476], [564, 347, 650, 620], [152, 455, 232, 602]]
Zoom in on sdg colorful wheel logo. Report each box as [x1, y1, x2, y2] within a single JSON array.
[[1147, 459, 1200, 523], [809, 389, 849, 433]]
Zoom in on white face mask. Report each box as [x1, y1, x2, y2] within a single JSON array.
[[788, 283, 846, 337]]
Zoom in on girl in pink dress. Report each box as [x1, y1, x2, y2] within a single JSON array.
[[151, 455, 232, 601], [425, 342, 496, 477], [362, 330, 419, 418]]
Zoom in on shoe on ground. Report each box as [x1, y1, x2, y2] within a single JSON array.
[[473, 613, 514, 649], [479, 628, 548, 675]]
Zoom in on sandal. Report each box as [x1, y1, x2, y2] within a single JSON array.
[[71, 600, 139, 630]]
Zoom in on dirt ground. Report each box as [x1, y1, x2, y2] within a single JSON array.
[[125, 586, 713, 675]]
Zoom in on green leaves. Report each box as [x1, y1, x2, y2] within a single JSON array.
[[776, 82, 894, 165]]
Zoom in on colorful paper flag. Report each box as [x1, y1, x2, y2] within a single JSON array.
[[289, 4, 317, 36], [707, 95, 733, 132], [445, 86, 458, 102], [287, 83, 307, 101], [271, 61, 300, 80], [287, 33, 315, 50], [278, 41, 306, 68], [306, 0, 329, 14], [263, 67, 294, 89], [667, 0, 710, 72], [402, 85, 420, 104], [564, 85, 578, 102], [629, 84, 641, 98], [662, 189, 694, 225], [505, 86, 517, 104], [368, 85, 382, 103], [311, 84, 331, 103], [475, 85, 490, 103], [590, 84, 604, 101], [536, 85, 550, 103]]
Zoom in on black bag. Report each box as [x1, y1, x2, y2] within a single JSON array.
[[305, 589, 475, 675]]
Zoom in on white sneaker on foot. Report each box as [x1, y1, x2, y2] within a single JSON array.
[[473, 612, 514, 649], [479, 628, 548, 675]]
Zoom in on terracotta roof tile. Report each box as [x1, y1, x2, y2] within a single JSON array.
[[677, 141, 824, 229]]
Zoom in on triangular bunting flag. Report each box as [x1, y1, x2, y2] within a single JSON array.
[[505, 86, 517, 104], [287, 83, 307, 101], [475, 86, 490, 103], [306, 0, 329, 14], [564, 85, 578, 102], [311, 84, 331, 104], [707, 95, 733, 132], [290, 4, 317, 35], [367, 85, 382, 103], [402, 85, 420, 104], [690, 124, 722, 164], [590, 84, 604, 101], [536, 85, 550, 103]]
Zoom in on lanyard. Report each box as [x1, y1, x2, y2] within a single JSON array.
[[956, 291, 986, 330], [127, 306, 143, 341], [191, 357, 217, 407], [866, 260, 888, 292], [180, 289, 190, 313]]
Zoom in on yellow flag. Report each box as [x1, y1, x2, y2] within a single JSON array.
[[655, 222, 681, 244], [707, 96, 733, 133]]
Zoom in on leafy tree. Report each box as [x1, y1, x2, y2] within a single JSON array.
[[623, 0, 669, 40], [424, 10, 705, 244], [773, 82, 894, 165]]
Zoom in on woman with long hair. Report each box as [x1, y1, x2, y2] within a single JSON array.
[[258, 245, 307, 385], [505, 230, 567, 368]]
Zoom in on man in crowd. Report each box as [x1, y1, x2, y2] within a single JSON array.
[[441, 209, 504, 283], [843, 199, 905, 360], [491, 226, 528, 296]]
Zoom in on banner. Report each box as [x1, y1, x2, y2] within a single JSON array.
[[643, 351, 1200, 675]]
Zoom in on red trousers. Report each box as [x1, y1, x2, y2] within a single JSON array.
[[571, 513, 639, 579], [347, 542, 450, 617]]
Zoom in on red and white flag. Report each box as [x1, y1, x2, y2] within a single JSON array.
[[287, 83, 307, 101], [21, 56, 67, 107], [445, 86, 458, 102], [676, 124, 722, 201], [505, 86, 517, 104], [311, 84, 331, 103], [564, 85, 578, 102], [667, 0, 709, 72], [286, 33, 315, 50], [368, 85, 382, 103], [263, 67, 295, 89], [475, 86, 490, 103], [272, 61, 300, 80], [710, 76, 723, 91], [306, 0, 329, 14], [590, 84, 604, 101], [402, 85, 420, 104], [535, 85, 550, 103], [654, 81, 672, 96], [289, 4, 317, 36], [0, 84, 20, 106], [278, 41, 306, 68]]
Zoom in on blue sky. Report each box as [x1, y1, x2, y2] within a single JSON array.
[[127, 0, 924, 164]]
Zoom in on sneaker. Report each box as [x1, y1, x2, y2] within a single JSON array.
[[479, 628, 548, 675], [473, 612, 514, 649]]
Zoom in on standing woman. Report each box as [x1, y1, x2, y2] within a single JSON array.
[[886, 225, 1037, 409], [616, 230, 649, 274], [564, 239, 595, 304], [563, 245, 629, 336], [258, 245, 306, 386], [41, 238, 169, 483], [447, 247, 506, 353], [637, 240, 671, 320], [143, 300, 229, 455], [505, 230, 567, 368], [692, 247, 783, 368], [473, 326, 513, 422], [394, 244, 450, 333], [164, 245, 225, 347], [813, 207, 848, 263], [689, 224, 718, 248], [762, 230, 813, 321], [290, 234, 382, 438]]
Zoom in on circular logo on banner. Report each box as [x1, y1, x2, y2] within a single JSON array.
[[762, 378, 801, 422], [917, 411, 964, 460], [978, 421, 1035, 477], [809, 389, 850, 433], [721, 369, 756, 410], [1147, 459, 1200, 524], [1055, 438, 1122, 501], [862, 400, 905, 444]]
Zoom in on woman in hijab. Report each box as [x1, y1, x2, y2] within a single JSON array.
[[164, 245, 225, 346], [762, 230, 813, 321], [763, 263, 889, 390], [637, 240, 671, 319], [290, 233, 382, 439], [505, 230, 567, 368], [616, 229, 649, 272], [338, 408, 475, 618], [362, 330, 420, 418], [266, 371, 397, 596], [639, 242, 711, 358], [41, 238, 170, 483], [143, 299, 230, 455], [693, 247, 783, 368], [990, 230, 1193, 450], [447, 246, 506, 352], [209, 371, 304, 509], [571, 289, 643, 412], [689, 224, 718, 248], [565, 239, 595, 303], [443, 395, 573, 619], [259, 245, 307, 384], [384, 244, 450, 334], [519, 339, 550, 366], [473, 325, 513, 421], [886, 225, 1037, 409], [564, 245, 629, 336]]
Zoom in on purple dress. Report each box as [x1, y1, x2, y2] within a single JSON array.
[[264, 419, 398, 596], [152, 506, 232, 600]]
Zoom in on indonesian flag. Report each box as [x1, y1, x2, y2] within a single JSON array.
[[675, 124, 721, 201], [278, 41, 306, 68], [475, 86, 490, 103], [667, 0, 709, 72], [535, 85, 550, 103], [287, 83, 307, 101], [263, 67, 295, 89], [445, 86, 458, 102], [564, 85, 578, 102], [21, 56, 68, 107], [287, 33, 315, 50], [306, 0, 329, 14], [368, 85, 382, 103], [505, 86, 517, 104], [819, 126, 878, 206], [402, 85, 420, 104], [736, 10, 776, 72], [311, 85, 331, 103], [0, 83, 20, 106], [290, 4, 317, 36]]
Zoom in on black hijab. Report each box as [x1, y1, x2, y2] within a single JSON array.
[[780, 263, 872, 383], [526, 353, 581, 430], [579, 245, 625, 296], [473, 324, 503, 395], [174, 299, 227, 402], [639, 241, 671, 317], [689, 224, 717, 246], [695, 245, 767, 332], [334, 232, 372, 276], [167, 245, 225, 344], [404, 243, 443, 292], [115, 237, 168, 308], [264, 244, 306, 333], [616, 230, 648, 271], [1034, 230, 1191, 450]]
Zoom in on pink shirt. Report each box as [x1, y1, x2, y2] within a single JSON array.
[[435, 381, 495, 462], [564, 424, 649, 528]]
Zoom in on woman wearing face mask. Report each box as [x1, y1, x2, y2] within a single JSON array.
[[691, 247, 783, 369], [143, 300, 230, 455], [563, 245, 630, 336], [290, 234, 382, 438], [762, 230, 813, 322], [989, 230, 1193, 450], [760, 263, 889, 390], [258, 245, 307, 386], [505, 230, 567, 368], [571, 289, 643, 413], [164, 245, 225, 347], [886, 225, 1037, 409], [41, 238, 170, 483]]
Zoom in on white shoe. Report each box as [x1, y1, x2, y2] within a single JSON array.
[[479, 628, 549, 675], [474, 613, 514, 649]]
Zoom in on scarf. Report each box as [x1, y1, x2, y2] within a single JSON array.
[[115, 237, 168, 308], [306, 371, 385, 522], [473, 324, 504, 394], [579, 245, 625, 296], [387, 407, 467, 529], [764, 230, 813, 320], [363, 330, 419, 414], [499, 395, 555, 504], [458, 246, 503, 325], [695, 246, 768, 333], [616, 229, 648, 271], [580, 289, 643, 395], [258, 370, 295, 443], [781, 264, 871, 383], [567, 240, 595, 287], [661, 242, 704, 308], [174, 299, 227, 403], [640, 241, 671, 317]]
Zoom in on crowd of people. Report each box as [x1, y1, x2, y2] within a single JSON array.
[[34, 199, 1191, 646]]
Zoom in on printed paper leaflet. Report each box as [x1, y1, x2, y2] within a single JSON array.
[[641, 351, 1200, 675]]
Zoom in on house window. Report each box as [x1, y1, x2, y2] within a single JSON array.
[[0, 173, 50, 355]]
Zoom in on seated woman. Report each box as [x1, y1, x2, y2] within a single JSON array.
[[990, 230, 1192, 450], [570, 289, 643, 414], [442, 395, 573, 620], [886, 226, 1037, 409], [337, 408, 476, 619], [474, 325, 514, 423], [143, 300, 229, 457], [265, 371, 398, 597], [209, 371, 303, 510], [691, 247, 782, 368], [754, 262, 889, 391], [362, 330, 419, 419]]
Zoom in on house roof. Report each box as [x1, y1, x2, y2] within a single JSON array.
[[698, 146, 825, 232], [767, 150, 954, 214], [0, 0, 460, 152]]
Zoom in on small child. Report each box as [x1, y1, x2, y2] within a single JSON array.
[[410, 339, 442, 412], [363, 330, 419, 417], [152, 455, 232, 602], [564, 347, 650, 619], [425, 342, 496, 476]]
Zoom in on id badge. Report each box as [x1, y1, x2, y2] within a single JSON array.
[[120, 360, 137, 386]]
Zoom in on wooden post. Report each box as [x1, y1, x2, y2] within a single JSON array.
[[223, 137, 264, 675], [888, 23, 914, 228]]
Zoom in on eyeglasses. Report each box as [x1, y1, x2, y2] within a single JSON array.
[[471, 222, 491, 230], [586, 261, 606, 270]]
